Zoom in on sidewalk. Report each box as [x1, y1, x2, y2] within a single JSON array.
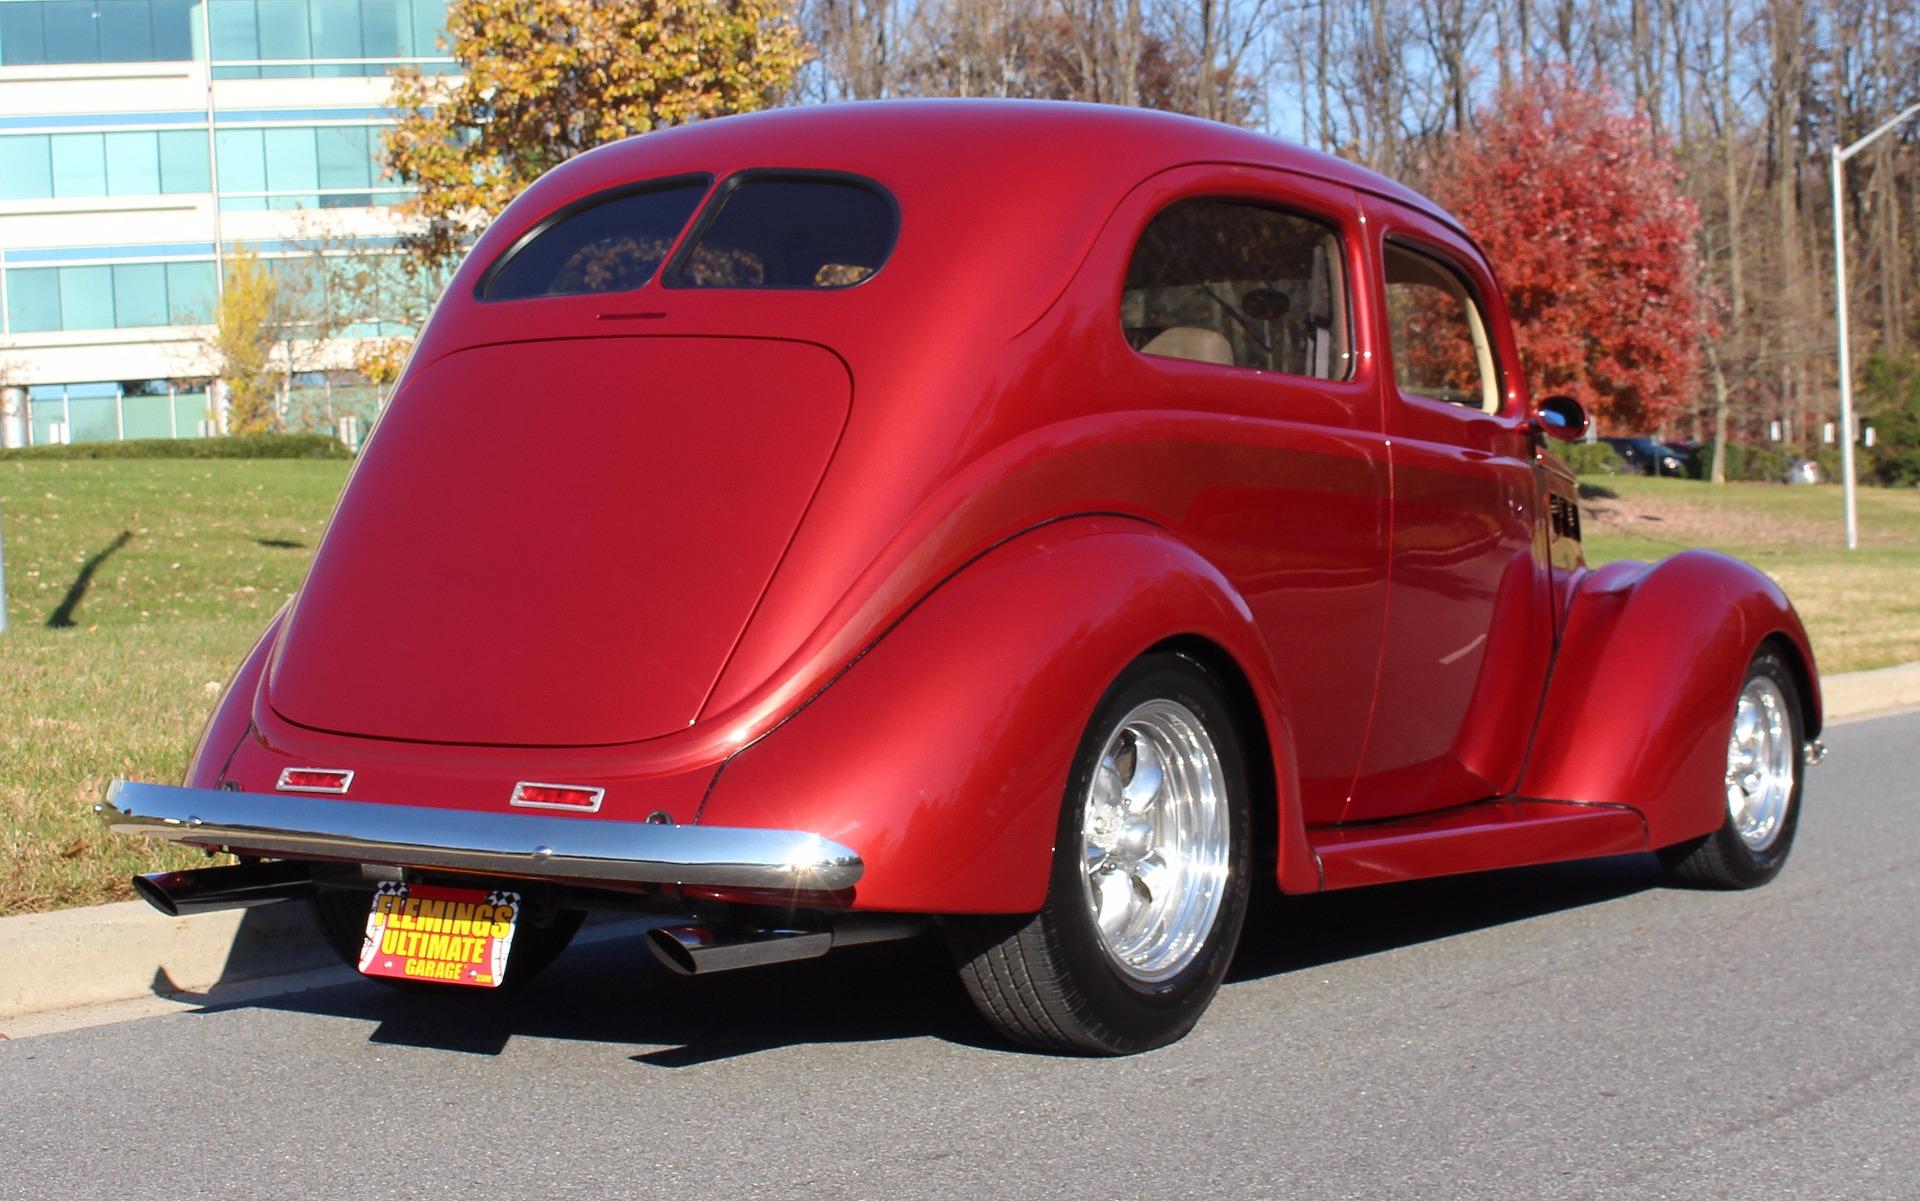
[[4, 660, 1916, 1031]]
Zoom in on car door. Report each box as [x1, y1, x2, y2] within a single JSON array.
[[1340, 196, 1554, 822], [1109, 167, 1390, 825]]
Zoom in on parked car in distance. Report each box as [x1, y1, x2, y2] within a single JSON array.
[[99, 101, 1824, 1055], [1603, 435, 1696, 477]]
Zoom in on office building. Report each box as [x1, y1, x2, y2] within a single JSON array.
[[0, 0, 452, 446]]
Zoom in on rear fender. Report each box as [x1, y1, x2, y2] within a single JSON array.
[[185, 605, 288, 788], [696, 516, 1314, 913], [1518, 550, 1820, 848]]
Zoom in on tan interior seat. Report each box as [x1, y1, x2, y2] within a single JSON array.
[[1141, 326, 1233, 366]]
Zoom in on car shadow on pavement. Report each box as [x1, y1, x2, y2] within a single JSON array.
[[1228, 850, 1666, 983], [194, 852, 1665, 1062], [196, 926, 993, 1064]]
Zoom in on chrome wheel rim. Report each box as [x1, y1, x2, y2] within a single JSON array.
[[1079, 699, 1231, 984], [1727, 676, 1795, 852]]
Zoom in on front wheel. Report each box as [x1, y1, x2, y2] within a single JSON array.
[[1660, 647, 1806, 889], [947, 652, 1253, 1054]]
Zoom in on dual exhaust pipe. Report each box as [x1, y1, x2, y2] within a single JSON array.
[[132, 861, 924, 975], [132, 860, 315, 918], [643, 915, 925, 976]]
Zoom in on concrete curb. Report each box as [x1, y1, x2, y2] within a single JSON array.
[[3, 662, 1916, 1031], [1821, 660, 1920, 725], [0, 898, 337, 1031]]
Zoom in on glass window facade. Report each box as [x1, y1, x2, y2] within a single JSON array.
[[111, 260, 170, 325], [50, 132, 109, 196], [209, 0, 451, 76], [0, 0, 196, 65], [0, 130, 210, 199], [0, 254, 428, 334], [4, 267, 62, 332], [212, 123, 397, 209], [0, 134, 55, 200], [59, 264, 116, 329], [0, 0, 444, 68], [158, 128, 211, 192], [165, 259, 216, 322], [104, 130, 162, 194], [2, 259, 216, 331]]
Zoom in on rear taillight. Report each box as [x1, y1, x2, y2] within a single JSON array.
[[276, 768, 354, 794], [509, 782, 605, 813]]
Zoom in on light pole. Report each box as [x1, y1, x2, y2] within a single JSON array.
[[1830, 100, 1920, 550]]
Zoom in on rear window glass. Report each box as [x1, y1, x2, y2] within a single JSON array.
[[479, 177, 709, 301], [1122, 198, 1350, 379], [666, 175, 896, 290]]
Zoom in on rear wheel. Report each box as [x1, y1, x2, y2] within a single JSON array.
[[947, 652, 1253, 1054], [310, 887, 584, 988], [1660, 648, 1805, 889]]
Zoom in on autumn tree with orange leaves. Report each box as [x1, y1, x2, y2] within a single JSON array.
[[1426, 73, 1716, 433], [385, 0, 806, 276]]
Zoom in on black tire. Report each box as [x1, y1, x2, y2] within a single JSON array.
[[946, 652, 1253, 1055], [1660, 647, 1806, 889], [311, 887, 584, 989]]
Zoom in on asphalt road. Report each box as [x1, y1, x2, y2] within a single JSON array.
[[5, 710, 1915, 1201]]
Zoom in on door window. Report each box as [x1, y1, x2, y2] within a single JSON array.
[[1122, 199, 1350, 379], [1383, 242, 1500, 412]]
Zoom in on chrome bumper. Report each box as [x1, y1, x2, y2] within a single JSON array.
[[97, 781, 864, 892]]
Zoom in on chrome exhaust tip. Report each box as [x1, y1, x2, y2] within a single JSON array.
[[646, 923, 832, 976], [131, 860, 316, 918], [645, 915, 927, 976]]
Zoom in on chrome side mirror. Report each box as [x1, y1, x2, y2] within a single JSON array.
[[1532, 394, 1589, 442]]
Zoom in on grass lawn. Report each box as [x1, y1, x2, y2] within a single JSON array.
[[0, 460, 1915, 915], [1578, 475, 1920, 675], [1, 459, 348, 913]]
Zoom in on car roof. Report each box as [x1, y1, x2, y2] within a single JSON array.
[[536, 98, 1469, 242]]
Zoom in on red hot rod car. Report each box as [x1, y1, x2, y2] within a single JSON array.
[[102, 101, 1823, 1054]]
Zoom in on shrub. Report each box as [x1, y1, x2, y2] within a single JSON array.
[[0, 434, 350, 462], [1862, 351, 1920, 487], [1558, 441, 1626, 476], [1721, 443, 1793, 483]]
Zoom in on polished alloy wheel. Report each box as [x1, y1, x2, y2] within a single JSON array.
[[1079, 699, 1232, 984], [1726, 674, 1795, 852]]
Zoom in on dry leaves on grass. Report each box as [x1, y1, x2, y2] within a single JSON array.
[[1580, 490, 1839, 547]]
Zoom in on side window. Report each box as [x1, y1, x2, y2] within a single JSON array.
[[479, 177, 710, 301], [1383, 242, 1499, 412], [1121, 198, 1350, 379]]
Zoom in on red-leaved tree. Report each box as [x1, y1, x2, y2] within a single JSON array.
[[1425, 71, 1716, 431]]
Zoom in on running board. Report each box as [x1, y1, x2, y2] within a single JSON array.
[[1307, 800, 1649, 891]]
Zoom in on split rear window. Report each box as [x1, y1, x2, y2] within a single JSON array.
[[477, 172, 897, 301]]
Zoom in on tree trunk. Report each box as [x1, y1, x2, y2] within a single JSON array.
[[1707, 341, 1731, 484]]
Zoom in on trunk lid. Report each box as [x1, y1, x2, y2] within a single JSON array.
[[267, 336, 849, 746]]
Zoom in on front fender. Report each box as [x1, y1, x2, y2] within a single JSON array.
[[696, 516, 1309, 913], [1518, 550, 1820, 848]]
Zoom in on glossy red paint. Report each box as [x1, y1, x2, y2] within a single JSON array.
[[1311, 800, 1648, 891], [167, 100, 1817, 926], [270, 336, 851, 745], [701, 517, 1317, 913], [1516, 550, 1820, 848]]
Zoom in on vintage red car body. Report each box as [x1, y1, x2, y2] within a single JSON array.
[[103, 101, 1822, 1053]]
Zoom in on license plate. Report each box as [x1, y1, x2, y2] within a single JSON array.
[[357, 882, 519, 988]]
